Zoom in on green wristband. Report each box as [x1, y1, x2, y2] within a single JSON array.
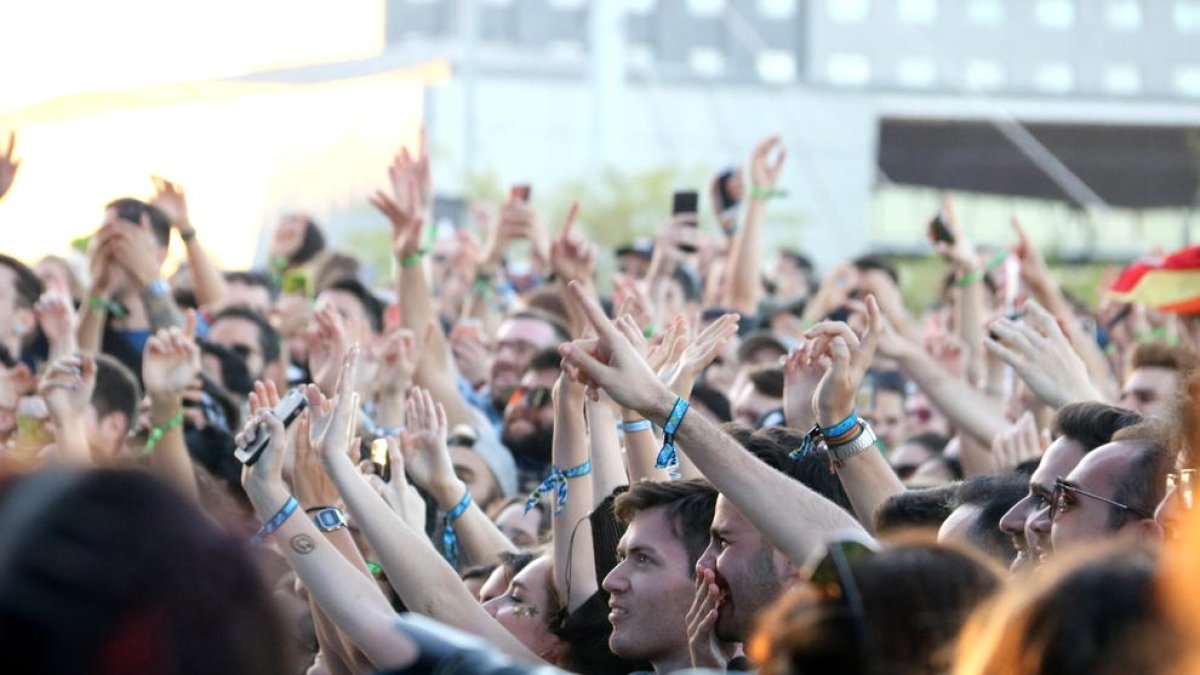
[[750, 186, 788, 200], [955, 250, 1007, 288], [400, 250, 424, 268]]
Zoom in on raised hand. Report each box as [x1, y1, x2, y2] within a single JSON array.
[[389, 128, 431, 213], [983, 301, 1103, 409], [370, 188, 425, 260], [314, 348, 361, 461], [749, 135, 787, 190], [0, 131, 19, 201], [923, 331, 969, 380], [142, 312, 201, 396], [685, 568, 726, 670], [398, 386, 457, 502], [292, 410, 341, 508], [548, 203, 595, 284], [449, 321, 491, 389], [306, 303, 350, 395], [377, 329, 421, 395], [931, 196, 977, 270], [366, 437, 428, 533], [1009, 216, 1052, 290], [105, 214, 164, 289], [239, 408, 292, 514], [34, 282, 78, 356], [991, 410, 1048, 470], [38, 355, 96, 420], [661, 313, 740, 396], [557, 281, 672, 411], [150, 175, 192, 237], [782, 343, 825, 430], [803, 295, 882, 427]]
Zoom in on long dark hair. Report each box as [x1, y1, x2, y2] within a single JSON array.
[[0, 469, 290, 675]]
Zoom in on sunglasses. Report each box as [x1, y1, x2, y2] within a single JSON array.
[[508, 386, 553, 410], [1051, 476, 1154, 521], [1167, 470, 1197, 510]]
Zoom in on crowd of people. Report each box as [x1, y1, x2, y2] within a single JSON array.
[[1, 126, 1199, 675]]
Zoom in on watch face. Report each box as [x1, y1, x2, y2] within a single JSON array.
[[316, 509, 344, 530]]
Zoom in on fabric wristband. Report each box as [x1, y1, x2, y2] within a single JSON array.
[[442, 488, 473, 567], [400, 250, 425, 268], [140, 410, 185, 458], [249, 496, 299, 546], [955, 250, 1007, 288], [750, 185, 788, 200], [822, 411, 859, 439], [655, 398, 690, 470], [524, 460, 593, 515], [618, 419, 653, 434]]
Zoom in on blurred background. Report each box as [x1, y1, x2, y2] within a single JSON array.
[[2, 0, 1199, 306]]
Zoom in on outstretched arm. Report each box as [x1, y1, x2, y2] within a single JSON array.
[[549, 373, 596, 613], [140, 312, 202, 500], [557, 282, 864, 566], [151, 176, 229, 309], [723, 136, 786, 316]]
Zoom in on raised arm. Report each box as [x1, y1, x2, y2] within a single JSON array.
[[722, 136, 786, 316], [547, 373, 596, 613], [0, 131, 19, 201], [399, 385, 518, 567], [238, 410, 415, 670], [803, 298, 905, 530], [312, 353, 539, 662], [139, 312, 201, 500], [558, 282, 864, 566], [933, 197, 988, 386], [34, 284, 78, 361], [151, 176, 229, 309], [38, 354, 95, 465]]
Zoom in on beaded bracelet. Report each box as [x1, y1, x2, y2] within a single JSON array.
[[442, 488, 473, 567], [141, 410, 185, 458]]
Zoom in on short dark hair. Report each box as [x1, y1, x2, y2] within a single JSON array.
[[224, 271, 278, 299], [528, 348, 563, 373], [747, 366, 784, 399], [873, 485, 956, 535], [1109, 422, 1171, 530], [325, 278, 385, 334], [290, 215, 326, 266], [1054, 402, 1143, 452], [613, 479, 717, 574], [106, 198, 171, 248], [0, 253, 44, 310], [209, 306, 282, 365], [951, 473, 1028, 564], [691, 385, 731, 423], [852, 254, 899, 285], [1128, 342, 1197, 374], [725, 425, 854, 514], [904, 431, 950, 455], [91, 354, 141, 430], [508, 309, 572, 345], [872, 370, 907, 398]]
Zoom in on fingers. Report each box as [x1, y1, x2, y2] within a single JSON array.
[[560, 201, 579, 236], [805, 320, 861, 348], [565, 280, 619, 342], [857, 295, 883, 365], [983, 337, 1022, 367]]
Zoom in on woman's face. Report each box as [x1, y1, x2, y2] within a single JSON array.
[[270, 215, 307, 259], [482, 556, 562, 659]]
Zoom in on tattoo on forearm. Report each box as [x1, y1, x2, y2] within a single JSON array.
[[291, 534, 316, 554]]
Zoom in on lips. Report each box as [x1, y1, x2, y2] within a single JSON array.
[[608, 602, 629, 624]]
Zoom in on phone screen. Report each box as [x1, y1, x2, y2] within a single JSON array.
[[234, 388, 308, 465], [672, 191, 699, 222], [510, 185, 532, 202]]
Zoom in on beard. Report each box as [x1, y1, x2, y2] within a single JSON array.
[[501, 424, 554, 466]]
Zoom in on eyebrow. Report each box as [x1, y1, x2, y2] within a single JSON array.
[[511, 581, 528, 592]]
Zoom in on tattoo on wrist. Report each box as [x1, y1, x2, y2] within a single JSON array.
[[290, 534, 316, 554]]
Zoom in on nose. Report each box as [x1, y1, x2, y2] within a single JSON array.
[[696, 543, 717, 577], [999, 498, 1029, 539], [482, 596, 500, 618], [602, 564, 628, 595]]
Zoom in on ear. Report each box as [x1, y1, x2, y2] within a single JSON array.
[[96, 411, 131, 458]]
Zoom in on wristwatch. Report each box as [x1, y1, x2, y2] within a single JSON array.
[[827, 423, 879, 467], [311, 507, 348, 533]]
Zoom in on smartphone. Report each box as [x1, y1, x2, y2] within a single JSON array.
[[928, 214, 954, 245], [671, 190, 700, 253], [510, 184, 532, 202], [715, 169, 740, 212], [115, 200, 148, 226], [234, 388, 309, 466]]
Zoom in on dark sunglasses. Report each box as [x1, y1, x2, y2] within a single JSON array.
[[1051, 476, 1154, 521], [508, 386, 553, 410]]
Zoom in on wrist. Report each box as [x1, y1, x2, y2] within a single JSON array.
[[148, 393, 183, 416], [433, 479, 468, 511], [247, 481, 291, 518], [817, 406, 854, 429]]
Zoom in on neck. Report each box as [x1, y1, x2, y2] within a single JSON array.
[[653, 650, 695, 675]]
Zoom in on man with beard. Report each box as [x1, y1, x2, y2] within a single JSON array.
[[501, 349, 561, 491]]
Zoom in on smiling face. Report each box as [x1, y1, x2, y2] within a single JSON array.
[[602, 507, 696, 668], [696, 496, 793, 642], [490, 317, 559, 406], [999, 436, 1086, 568]]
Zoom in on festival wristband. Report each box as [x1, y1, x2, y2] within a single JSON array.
[[618, 419, 653, 434], [955, 250, 1007, 288], [442, 488, 473, 567], [525, 460, 593, 515], [750, 185, 788, 200], [140, 410, 185, 458], [821, 411, 859, 439], [655, 398, 690, 470], [250, 496, 300, 546]]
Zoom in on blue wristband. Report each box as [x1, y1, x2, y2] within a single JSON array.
[[442, 489, 473, 567], [250, 496, 299, 546], [656, 398, 690, 470], [618, 419, 653, 434], [525, 460, 593, 515], [822, 411, 859, 439]]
